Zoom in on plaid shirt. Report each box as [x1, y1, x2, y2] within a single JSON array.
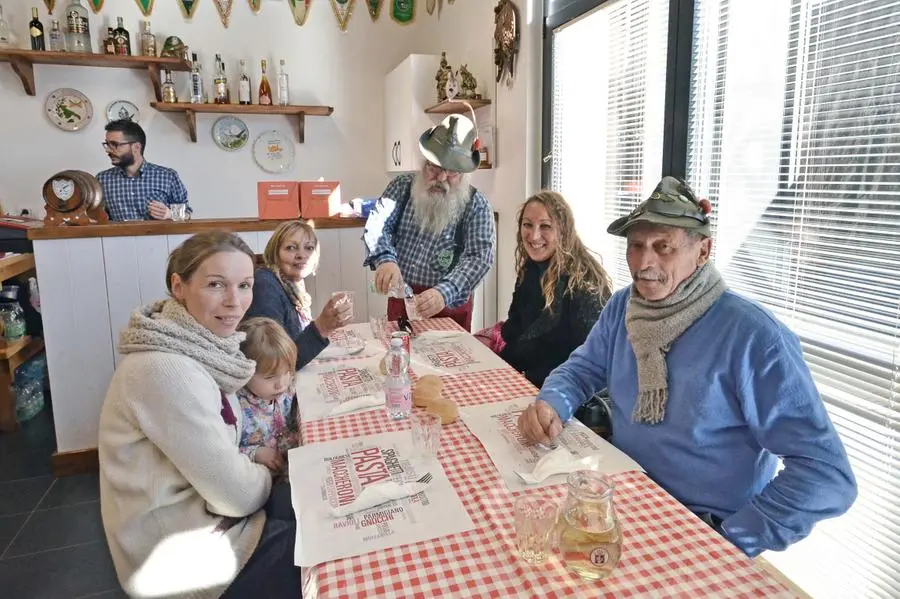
[[364, 174, 495, 308], [96, 161, 190, 221]]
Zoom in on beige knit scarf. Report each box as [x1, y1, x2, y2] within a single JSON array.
[[625, 262, 726, 425], [118, 299, 256, 393]]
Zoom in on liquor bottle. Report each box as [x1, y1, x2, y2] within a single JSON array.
[[139, 20, 155, 57], [277, 58, 290, 106], [64, 0, 91, 53], [238, 59, 251, 105], [258, 59, 272, 106], [0, 5, 10, 48], [213, 54, 228, 104], [113, 16, 131, 56], [189, 52, 205, 104], [103, 27, 114, 54], [48, 19, 65, 51], [161, 69, 177, 103], [29, 7, 45, 51]]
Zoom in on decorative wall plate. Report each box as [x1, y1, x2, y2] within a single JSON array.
[[392, 0, 414, 24], [252, 130, 295, 173], [106, 99, 139, 123], [45, 88, 93, 132], [177, 0, 200, 18], [212, 116, 249, 151], [288, 0, 312, 26]]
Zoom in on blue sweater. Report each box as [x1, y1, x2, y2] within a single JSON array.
[[539, 287, 857, 557]]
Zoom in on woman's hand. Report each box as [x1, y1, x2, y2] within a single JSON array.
[[314, 293, 353, 336], [253, 447, 284, 472]]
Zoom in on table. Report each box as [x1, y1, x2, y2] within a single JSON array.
[[299, 318, 796, 598]]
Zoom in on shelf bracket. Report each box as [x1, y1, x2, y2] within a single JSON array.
[[185, 110, 197, 143], [146, 64, 163, 102], [9, 57, 35, 96], [297, 112, 306, 143]]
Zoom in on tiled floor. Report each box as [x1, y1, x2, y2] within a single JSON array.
[[0, 408, 125, 598]]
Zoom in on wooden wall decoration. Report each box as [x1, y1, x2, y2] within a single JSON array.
[[87, 0, 104, 14], [426, 0, 435, 15], [135, 0, 155, 17], [248, 0, 262, 13], [330, 0, 355, 31], [494, 0, 520, 87], [365, 0, 383, 21], [392, 0, 414, 24], [178, 0, 200, 18], [288, 0, 312, 26], [214, 0, 234, 27], [43, 0, 55, 14]]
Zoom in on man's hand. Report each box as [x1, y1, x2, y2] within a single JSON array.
[[374, 262, 401, 294], [518, 400, 563, 445], [148, 201, 171, 220], [253, 447, 284, 472], [415, 288, 446, 319]]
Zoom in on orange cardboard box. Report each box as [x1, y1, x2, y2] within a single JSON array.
[[300, 181, 342, 218], [257, 182, 300, 220]]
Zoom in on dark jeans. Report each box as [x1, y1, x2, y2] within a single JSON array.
[[222, 483, 299, 598]]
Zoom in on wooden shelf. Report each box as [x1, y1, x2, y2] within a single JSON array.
[[0, 254, 35, 282], [0, 335, 43, 361], [478, 162, 493, 170], [0, 49, 190, 100], [424, 99, 492, 114], [149, 102, 335, 143]]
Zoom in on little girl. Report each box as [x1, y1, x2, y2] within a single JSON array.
[[237, 317, 299, 474]]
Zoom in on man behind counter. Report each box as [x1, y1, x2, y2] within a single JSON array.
[[96, 120, 191, 222]]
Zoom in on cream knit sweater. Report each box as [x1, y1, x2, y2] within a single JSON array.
[[99, 303, 272, 599]]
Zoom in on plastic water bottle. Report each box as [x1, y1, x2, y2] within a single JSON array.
[[384, 338, 412, 420]]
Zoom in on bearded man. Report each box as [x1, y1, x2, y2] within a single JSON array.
[[518, 176, 856, 557], [97, 119, 191, 222], [363, 114, 496, 330]]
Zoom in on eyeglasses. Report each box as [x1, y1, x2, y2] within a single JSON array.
[[102, 140, 136, 150], [424, 162, 461, 180]]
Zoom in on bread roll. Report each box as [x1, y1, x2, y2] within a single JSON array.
[[426, 397, 459, 425]]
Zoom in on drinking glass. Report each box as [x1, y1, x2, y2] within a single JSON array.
[[171, 203, 188, 221], [411, 411, 442, 458], [331, 291, 354, 321], [514, 496, 558, 564]]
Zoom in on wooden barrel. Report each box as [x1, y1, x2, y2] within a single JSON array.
[[42, 170, 104, 214]]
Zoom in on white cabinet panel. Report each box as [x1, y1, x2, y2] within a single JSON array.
[[103, 238, 143, 367], [34, 239, 115, 452], [385, 54, 441, 173], [311, 230, 342, 310]]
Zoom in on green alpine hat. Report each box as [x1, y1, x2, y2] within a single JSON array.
[[607, 176, 711, 237]]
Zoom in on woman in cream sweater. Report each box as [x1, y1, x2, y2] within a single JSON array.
[[98, 231, 297, 599]]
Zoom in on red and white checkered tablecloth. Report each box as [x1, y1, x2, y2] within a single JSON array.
[[302, 318, 795, 598]]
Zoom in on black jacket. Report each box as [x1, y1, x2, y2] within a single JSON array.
[[499, 260, 609, 387], [243, 268, 328, 370]]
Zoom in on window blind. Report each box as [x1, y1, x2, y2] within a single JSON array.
[[688, 0, 900, 597], [549, 0, 669, 288]]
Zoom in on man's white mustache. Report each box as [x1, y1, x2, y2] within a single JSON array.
[[634, 270, 666, 282]]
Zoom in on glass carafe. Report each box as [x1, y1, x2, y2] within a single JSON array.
[[557, 471, 622, 581]]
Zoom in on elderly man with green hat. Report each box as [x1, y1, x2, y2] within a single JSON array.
[[363, 114, 496, 330], [518, 176, 856, 557]]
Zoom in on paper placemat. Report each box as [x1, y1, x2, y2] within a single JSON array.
[[408, 330, 509, 376], [289, 430, 475, 566], [295, 356, 386, 421]]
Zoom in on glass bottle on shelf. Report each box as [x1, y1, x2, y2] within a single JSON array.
[[213, 54, 228, 104], [48, 19, 65, 51], [0, 5, 11, 48], [238, 59, 251, 105], [258, 58, 272, 106], [277, 58, 290, 106], [189, 52, 205, 104], [29, 7, 45, 51], [0, 286, 26, 342], [64, 0, 91, 53], [161, 68, 177, 103], [103, 26, 113, 54], [113, 16, 130, 56], [140, 19, 155, 57]]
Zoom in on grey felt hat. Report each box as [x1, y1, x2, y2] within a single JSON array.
[[419, 114, 481, 174]]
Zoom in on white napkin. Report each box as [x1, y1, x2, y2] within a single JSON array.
[[329, 394, 385, 416], [414, 330, 464, 341], [515, 447, 604, 485], [318, 343, 367, 359], [329, 480, 431, 518]]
